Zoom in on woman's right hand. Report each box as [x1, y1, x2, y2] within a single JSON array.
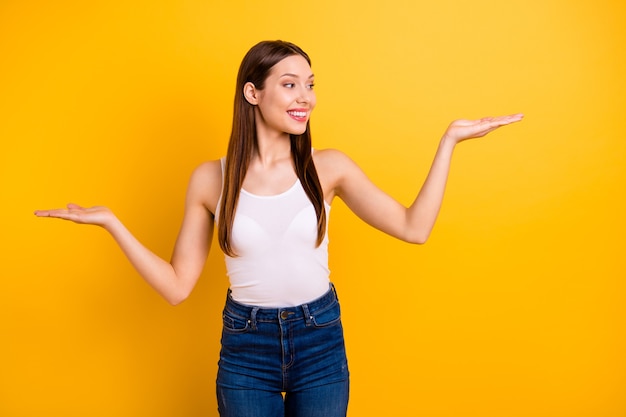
[[33, 161, 219, 305], [34, 203, 116, 228]]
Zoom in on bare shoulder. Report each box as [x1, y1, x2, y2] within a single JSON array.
[[191, 159, 222, 180], [187, 159, 222, 214], [313, 148, 363, 177], [313, 149, 361, 201], [313, 148, 355, 174]]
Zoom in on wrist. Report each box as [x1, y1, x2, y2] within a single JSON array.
[[439, 134, 458, 150], [101, 210, 121, 232]]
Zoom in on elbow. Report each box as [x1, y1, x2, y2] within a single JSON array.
[[167, 296, 186, 306], [404, 228, 431, 245], [165, 287, 192, 306], [407, 235, 428, 245], [401, 217, 434, 244]]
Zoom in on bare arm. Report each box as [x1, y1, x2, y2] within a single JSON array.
[[34, 161, 222, 305], [320, 114, 523, 244]]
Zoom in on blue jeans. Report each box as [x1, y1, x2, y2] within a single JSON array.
[[216, 284, 350, 417]]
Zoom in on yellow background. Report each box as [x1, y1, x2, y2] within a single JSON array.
[[1, 0, 625, 416]]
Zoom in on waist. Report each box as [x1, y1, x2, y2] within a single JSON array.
[[224, 283, 339, 322], [226, 266, 330, 307]]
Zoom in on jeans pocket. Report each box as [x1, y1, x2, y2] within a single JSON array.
[[222, 310, 250, 333], [311, 302, 342, 328]]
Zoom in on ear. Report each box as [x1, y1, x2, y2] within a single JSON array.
[[243, 82, 259, 105]]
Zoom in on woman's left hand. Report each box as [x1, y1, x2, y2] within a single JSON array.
[[442, 113, 524, 144]]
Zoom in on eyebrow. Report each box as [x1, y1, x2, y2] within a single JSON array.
[[279, 73, 315, 79]]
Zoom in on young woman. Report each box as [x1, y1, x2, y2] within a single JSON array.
[[35, 40, 523, 416]]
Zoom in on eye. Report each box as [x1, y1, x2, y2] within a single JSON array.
[[283, 83, 295, 88], [307, 83, 315, 90]]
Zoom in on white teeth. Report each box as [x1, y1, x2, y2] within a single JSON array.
[[288, 111, 306, 117]]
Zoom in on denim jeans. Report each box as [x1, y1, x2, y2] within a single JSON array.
[[216, 284, 350, 417]]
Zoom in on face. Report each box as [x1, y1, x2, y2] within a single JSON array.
[[244, 54, 316, 137]]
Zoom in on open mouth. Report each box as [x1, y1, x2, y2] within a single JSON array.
[[287, 110, 308, 121]]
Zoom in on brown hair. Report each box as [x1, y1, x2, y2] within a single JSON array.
[[218, 40, 326, 256]]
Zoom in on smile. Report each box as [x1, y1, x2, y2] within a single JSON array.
[[287, 110, 308, 121]]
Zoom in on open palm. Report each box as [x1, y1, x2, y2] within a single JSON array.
[[444, 113, 523, 144], [34, 203, 114, 227]]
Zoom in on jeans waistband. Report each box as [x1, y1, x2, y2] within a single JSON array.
[[224, 283, 338, 326]]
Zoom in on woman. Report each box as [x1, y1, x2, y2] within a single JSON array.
[[35, 40, 523, 416]]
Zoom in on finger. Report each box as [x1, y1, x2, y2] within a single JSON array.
[[66, 203, 83, 210], [478, 114, 523, 123], [34, 208, 62, 217], [41, 206, 86, 220], [35, 202, 84, 216], [451, 119, 478, 127], [484, 114, 523, 129], [495, 113, 524, 124], [34, 209, 68, 219]]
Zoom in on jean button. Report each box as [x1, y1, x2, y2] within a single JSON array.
[[280, 311, 289, 320]]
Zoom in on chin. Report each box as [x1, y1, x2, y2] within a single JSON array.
[[287, 126, 308, 136]]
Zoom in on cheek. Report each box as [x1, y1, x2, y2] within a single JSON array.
[[273, 92, 293, 110]]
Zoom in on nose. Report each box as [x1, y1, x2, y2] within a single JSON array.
[[296, 86, 314, 105]]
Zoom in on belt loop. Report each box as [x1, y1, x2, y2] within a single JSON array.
[[302, 303, 312, 327], [250, 307, 259, 330], [330, 282, 338, 301]]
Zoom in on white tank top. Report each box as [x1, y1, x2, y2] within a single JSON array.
[[216, 158, 331, 307]]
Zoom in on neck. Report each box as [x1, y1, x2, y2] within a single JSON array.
[[254, 131, 292, 167]]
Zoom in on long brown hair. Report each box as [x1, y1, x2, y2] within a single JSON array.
[[218, 40, 326, 256]]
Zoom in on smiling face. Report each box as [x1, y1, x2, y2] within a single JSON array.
[[244, 54, 316, 138]]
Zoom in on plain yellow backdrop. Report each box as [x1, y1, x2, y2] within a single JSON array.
[[1, 0, 625, 416]]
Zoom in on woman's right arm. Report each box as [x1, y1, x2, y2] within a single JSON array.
[[34, 160, 222, 305]]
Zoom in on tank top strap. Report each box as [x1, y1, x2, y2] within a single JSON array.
[[220, 156, 226, 178], [215, 157, 226, 221]]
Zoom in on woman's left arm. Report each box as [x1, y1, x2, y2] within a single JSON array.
[[327, 113, 523, 244]]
